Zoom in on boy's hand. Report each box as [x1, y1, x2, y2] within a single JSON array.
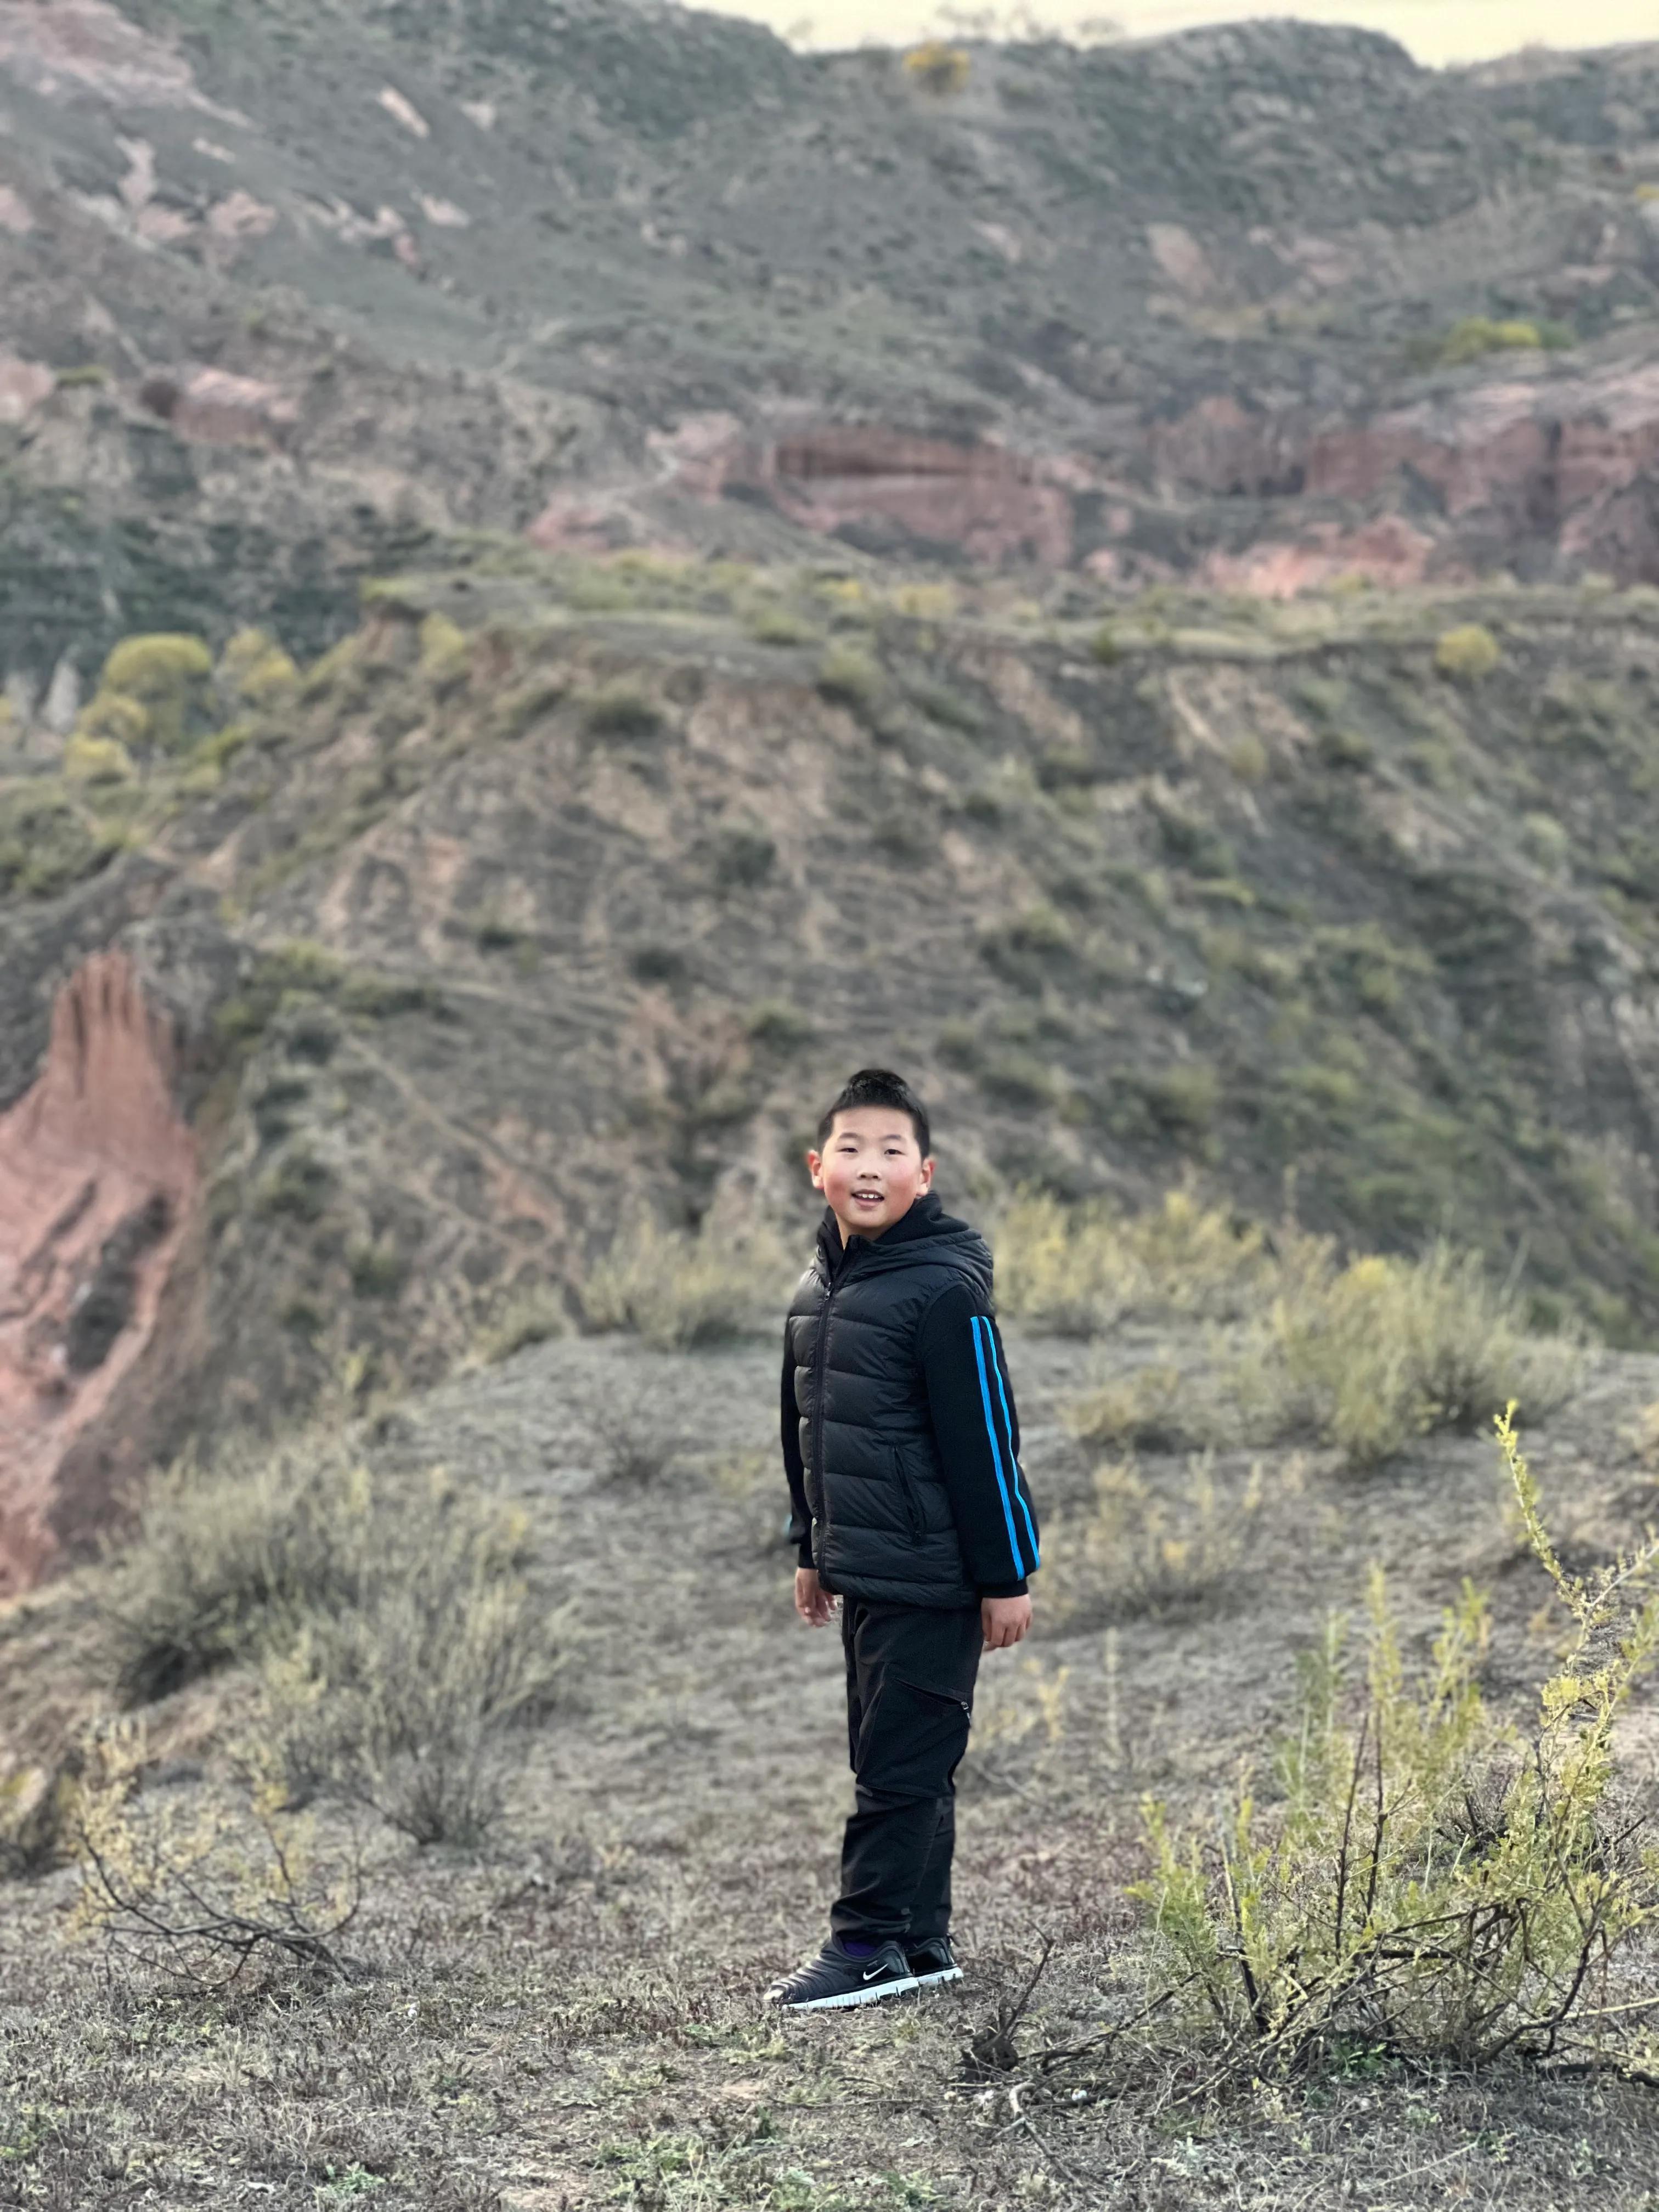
[[981, 1594, 1032, 1651], [795, 1567, 837, 1627]]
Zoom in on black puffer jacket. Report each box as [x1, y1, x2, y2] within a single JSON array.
[[782, 1194, 1041, 1609]]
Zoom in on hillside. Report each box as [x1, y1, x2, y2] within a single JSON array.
[[5, 553, 1659, 1579], [3, 1307, 1659, 2205], [2, 4, 1659, 709]]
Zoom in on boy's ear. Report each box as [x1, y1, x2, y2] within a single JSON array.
[[805, 1146, 826, 1192], [918, 1153, 936, 1192]]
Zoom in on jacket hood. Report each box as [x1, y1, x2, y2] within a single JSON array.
[[814, 1192, 993, 1300]]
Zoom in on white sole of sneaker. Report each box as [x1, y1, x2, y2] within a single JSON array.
[[912, 1966, 963, 1987], [772, 1974, 920, 2010]]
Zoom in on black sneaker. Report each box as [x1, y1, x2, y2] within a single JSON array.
[[905, 1937, 963, 1988], [765, 1939, 918, 2011]]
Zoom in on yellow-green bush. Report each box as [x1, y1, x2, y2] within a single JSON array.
[[1434, 623, 1501, 682], [93, 633, 213, 752], [0, 786, 113, 897], [902, 38, 969, 93], [996, 1185, 1263, 1336], [1435, 316, 1571, 366], [816, 645, 882, 712], [582, 1213, 792, 1349], [218, 627, 298, 706], [417, 610, 472, 685], [76, 690, 149, 748], [744, 605, 821, 647], [1240, 1232, 1580, 1464], [61, 732, 135, 785], [1134, 1413, 1659, 2075]]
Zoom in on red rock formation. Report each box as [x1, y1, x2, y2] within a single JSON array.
[[0, 952, 200, 1592], [620, 417, 1080, 567], [1157, 356, 1659, 586]]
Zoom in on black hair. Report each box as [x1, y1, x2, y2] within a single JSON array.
[[816, 1067, 931, 1157]]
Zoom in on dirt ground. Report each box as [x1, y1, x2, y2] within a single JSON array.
[[4, 1322, 1659, 2208]]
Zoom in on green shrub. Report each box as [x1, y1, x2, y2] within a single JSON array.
[[1435, 624, 1501, 682], [1143, 1063, 1221, 1138], [744, 605, 820, 647], [1240, 1233, 1581, 1464], [905, 676, 984, 735], [580, 680, 662, 738], [745, 999, 816, 1049], [0, 786, 113, 898], [582, 1214, 791, 1349], [816, 646, 882, 713], [1135, 1415, 1659, 2078]]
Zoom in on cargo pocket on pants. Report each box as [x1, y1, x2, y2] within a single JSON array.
[[854, 1675, 972, 1801]]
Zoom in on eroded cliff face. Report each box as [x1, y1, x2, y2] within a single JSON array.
[[0, 952, 200, 1592]]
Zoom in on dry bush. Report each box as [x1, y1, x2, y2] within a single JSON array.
[[1238, 1233, 1582, 1465], [1064, 1364, 1194, 1453], [264, 1476, 565, 1848], [1133, 1410, 1659, 2080], [1043, 1452, 1280, 1624], [68, 1719, 361, 1987], [476, 1280, 567, 1363], [0, 1763, 71, 1878], [100, 1440, 369, 1705], [591, 1408, 681, 1488], [101, 1443, 565, 1849], [995, 1184, 1264, 1337], [582, 1214, 792, 1350]]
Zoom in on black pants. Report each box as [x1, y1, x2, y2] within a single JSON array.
[[831, 1596, 983, 1945]]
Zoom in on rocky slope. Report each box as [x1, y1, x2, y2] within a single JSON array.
[[3, 2, 1659, 716], [5, 555, 1659, 1581]]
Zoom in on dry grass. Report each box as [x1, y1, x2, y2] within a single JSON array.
[[994, 1184, 1265, 1336], [582, 1212, 794, 1349], [1042, 1451, 1287, 1626], [1239, 1232, 1583, 1464]]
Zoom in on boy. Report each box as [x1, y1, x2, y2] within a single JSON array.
[[766, 1068, 1041, 2011]]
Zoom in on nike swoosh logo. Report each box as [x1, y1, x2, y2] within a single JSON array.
[[862, 1962, 890, 1980]]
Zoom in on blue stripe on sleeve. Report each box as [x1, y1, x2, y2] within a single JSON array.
[[971, 1316, 1026, 1577], [986, 1325, 1040, 1570]]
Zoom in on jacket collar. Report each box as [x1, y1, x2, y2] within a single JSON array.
[[815, 1190, 953, 1275]]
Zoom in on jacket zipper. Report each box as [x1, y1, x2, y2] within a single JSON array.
[[809, 1244, 853, 1541]]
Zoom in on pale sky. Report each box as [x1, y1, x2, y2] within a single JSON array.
[[729, 0, 1657, 69]]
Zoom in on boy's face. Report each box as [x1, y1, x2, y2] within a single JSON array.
[[807, 1107, 934, 1241]]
